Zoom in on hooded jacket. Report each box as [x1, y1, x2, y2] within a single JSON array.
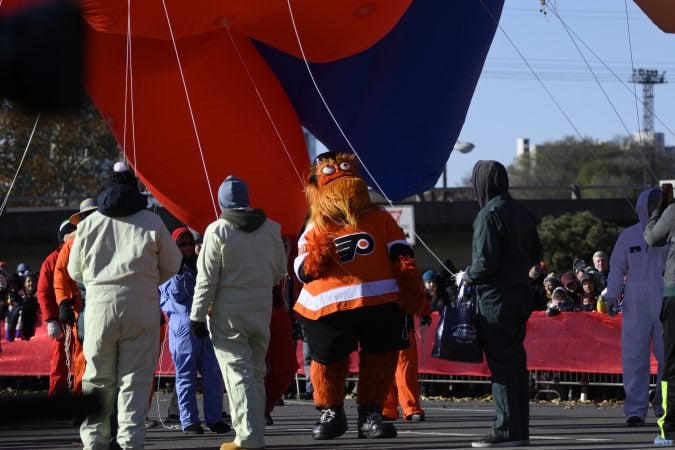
[[190, 208, 286, 322], [466, 161, 543, 289], [643, 190, 675, 296], [68, 183, 181, 299], [607, 188, 668, 299]]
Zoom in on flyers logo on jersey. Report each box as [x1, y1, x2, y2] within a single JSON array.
[[335, 232, 375, 263]]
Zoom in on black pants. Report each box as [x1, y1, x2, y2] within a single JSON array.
[[477, 289, 531, 442]]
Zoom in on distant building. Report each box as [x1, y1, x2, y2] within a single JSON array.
[[516, 137, 536, 158], [631, 131, 665, 152]]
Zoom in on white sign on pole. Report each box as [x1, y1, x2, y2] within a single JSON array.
[[383, 205, 415, 245]]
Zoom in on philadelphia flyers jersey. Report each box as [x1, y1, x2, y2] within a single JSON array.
[[293, 208, 409, 319]]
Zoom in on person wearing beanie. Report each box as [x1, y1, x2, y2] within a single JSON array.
[[572, 258, 587, 282], [542, 273, 561, 303], [190, 175, 286, 450], [458, 160, 542, 448], [36, 219, 77, 396], [160, 227, 229, 435], [606, 188, 668, 429], [643, 187, 675, 444], [68, 173, 181, 449]]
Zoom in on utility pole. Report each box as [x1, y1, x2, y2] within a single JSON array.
[[630, 68, 666, 137], [630, 68, 666, 182]]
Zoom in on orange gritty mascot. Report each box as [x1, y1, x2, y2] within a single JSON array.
[[293, 151, 426, 440]]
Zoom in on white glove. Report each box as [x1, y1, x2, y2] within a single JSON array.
[[605, 298, 619, 317], [454, 270, 465, 288], [47, 320, 63, 340]]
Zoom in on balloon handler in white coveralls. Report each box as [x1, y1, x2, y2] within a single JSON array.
[[67, 171, 182, 450], [605, 187, 668, 427], [189, 175, 287, 450]]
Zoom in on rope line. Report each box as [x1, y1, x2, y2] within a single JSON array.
[[0, 113, 40, 218], [548, 4, 658, 186], [284, 0, 456, 277], [160, 0, 219, 219], [222, 25, 304, 186]]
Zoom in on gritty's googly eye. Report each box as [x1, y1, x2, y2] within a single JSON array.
[[322, 166, 335, 175], [339, 162, 351, 171]]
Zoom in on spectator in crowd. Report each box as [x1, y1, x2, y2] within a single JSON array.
[[542, 273, 561, 303], [643, 184, 675, 445], [424, 269, 451, 312], [529, 262, 548, 311], [38, 219, 77, 396], [460, 160, 543, 448], [17, 272, 39, 340], [68, 169, 181, 450], [579, 273, 599, 312], [190, 175, 286, 450], [16, 262, 31, 285], [0, 273, 6, 353], [593, 251, 609, 288], [546, 287, 574, 316], [560, 272, 581, 309], [606, 187, 667, 427], [573, 258, 588, 283], [160, 227, 229, 435], [4, 273, 24, 342]]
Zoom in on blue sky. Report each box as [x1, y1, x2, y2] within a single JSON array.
[[445, 0, 675, 186]]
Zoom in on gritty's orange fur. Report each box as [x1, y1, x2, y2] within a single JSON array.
[[393, 255, 427, 315], [306, 153, 373, 234]]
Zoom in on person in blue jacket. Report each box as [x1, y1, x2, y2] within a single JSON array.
[[160, 227, 230, 435]]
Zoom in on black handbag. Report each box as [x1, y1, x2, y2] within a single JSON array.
[[431, 280, 484, 364]]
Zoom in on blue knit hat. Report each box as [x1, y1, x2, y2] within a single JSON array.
[[217, 176, 250, 210], [422, 269, 437, 282]]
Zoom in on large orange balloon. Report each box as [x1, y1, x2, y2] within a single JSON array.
[[82, 1, 412, 234]]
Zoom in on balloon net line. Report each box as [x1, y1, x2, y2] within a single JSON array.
[[284, 0, 456, 278], [479, 0, 642, 218], [160, 0, 219, 220], [123, 0, 138, 175], [0, 113, 40, 219], [546, 3, 659, 187], [222, 25, 305, 187], [623, 0, 645, 186]]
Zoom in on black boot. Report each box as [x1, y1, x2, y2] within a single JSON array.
[[357, 405, 397, 439], [312, 406, 348, 440]]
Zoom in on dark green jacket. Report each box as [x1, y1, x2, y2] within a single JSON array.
[[466, 192, 543, 321]]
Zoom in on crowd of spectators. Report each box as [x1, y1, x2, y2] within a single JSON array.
[[0, 261, 41, 353], [418, 251, 616, 320]]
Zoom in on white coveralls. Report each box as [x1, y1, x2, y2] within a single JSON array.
[[190, 215, 286, 449], [68, 210, 181, 450], [607, 188, 668, 420]]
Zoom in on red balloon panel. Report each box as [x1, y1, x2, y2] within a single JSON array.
[[80, 0, 412, 62], [85, 26, 309, 234]]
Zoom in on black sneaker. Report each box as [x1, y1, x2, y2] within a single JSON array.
[[357, 407, 397, 439], [626, 416, 645, 427], [471, 434, 527, 448], [265, 413, 274, 426], [208, 421, 231, 433], [183, 423, 204, 434], [312, 407, 348, 440]]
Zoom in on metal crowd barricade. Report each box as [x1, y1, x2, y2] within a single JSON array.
[[414, 371, 658, 401]]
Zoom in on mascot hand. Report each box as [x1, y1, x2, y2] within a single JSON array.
[[302, 232, 337, 280], [393, 255, 426, 315]]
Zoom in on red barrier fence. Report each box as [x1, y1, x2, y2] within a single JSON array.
[[0, 311, 656, 377]]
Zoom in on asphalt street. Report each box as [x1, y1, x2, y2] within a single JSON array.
[[0, 393, 665, 450]]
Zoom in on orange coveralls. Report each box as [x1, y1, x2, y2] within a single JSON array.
[[53, 235, 86, 394]]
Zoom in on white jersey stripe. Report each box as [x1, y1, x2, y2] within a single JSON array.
[[297, 279, 400, 312]]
